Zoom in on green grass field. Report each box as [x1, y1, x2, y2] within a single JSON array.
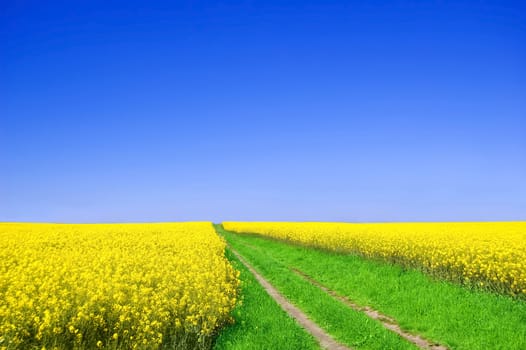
[[216, 225, 526, 350]]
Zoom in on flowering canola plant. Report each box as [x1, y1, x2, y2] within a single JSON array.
[[223, 222, 526, 298], [0, 223, 239, 350]]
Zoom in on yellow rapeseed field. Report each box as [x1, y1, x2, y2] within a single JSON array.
[[0, 222, 239, 350], [223, 222, 526, 298]]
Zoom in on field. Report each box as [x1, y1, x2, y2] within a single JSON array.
[[1, 222, 525, 350], [219, 222, 526, 349], [223, 222, 526, 298], [0, 223, 239, 350]]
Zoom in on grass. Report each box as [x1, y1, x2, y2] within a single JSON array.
[[218, 226, 526, 350], [216, 225, 419, 350], [213, 248, 321, 350]]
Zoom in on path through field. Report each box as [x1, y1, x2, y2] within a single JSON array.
[[229, 243, 447, 350], [229, 248, 352, 350], [227, 230, 448, 349]]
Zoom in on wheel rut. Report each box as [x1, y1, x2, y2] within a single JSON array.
[[290, 268, 448, 350], [229, 248, 352, 350]]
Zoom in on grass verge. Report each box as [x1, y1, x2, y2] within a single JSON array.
[[219, 226, 526, 350], [216, 225, 420, 350], [213, 248, 320, 350]]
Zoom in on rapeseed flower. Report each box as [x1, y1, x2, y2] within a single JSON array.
[[224, 221, 526, 298], [0, 222, 239, 349]]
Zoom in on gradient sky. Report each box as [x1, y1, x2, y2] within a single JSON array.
[[1, 1, 525, 222]]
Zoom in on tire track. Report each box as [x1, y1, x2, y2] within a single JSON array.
[[229, 248, 352, 350], [290, 268, 448, 350]]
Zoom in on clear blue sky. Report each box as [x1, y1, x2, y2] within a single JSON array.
[[1, 1, 525, 222]]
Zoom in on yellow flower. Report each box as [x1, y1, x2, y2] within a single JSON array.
[[224, 221, 526, 297], [0, 222, 239, 348]]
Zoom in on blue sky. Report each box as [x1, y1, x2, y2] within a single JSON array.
[[1, 1, 525, 222]]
